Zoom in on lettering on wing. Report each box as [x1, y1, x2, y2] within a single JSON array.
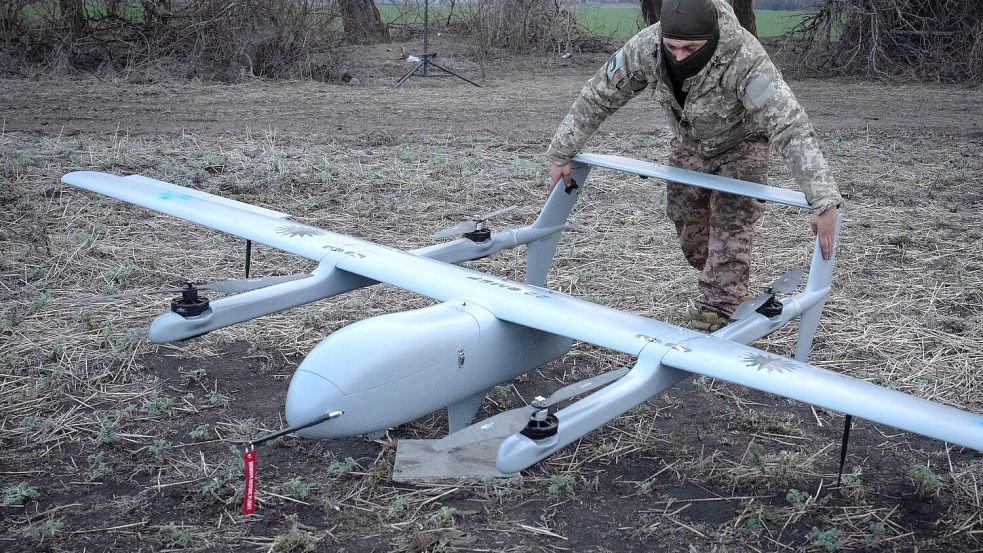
[[465, 276, 550, 299]]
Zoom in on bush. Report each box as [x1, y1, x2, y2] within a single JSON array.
[[787, 0, 983, 82], [0, 1, 345, 81], [463, 0, 606, 55], [0, 0, 612, 80], [390, 0, 609, 55]]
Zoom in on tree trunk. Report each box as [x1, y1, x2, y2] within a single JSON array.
[[640, 0, 662, 26], [732, 0, 757, 37], [59, 0, 87, 36], [446, 0, 457, 27], [338, 0, 389, 44], [140, 1, 173, 26]]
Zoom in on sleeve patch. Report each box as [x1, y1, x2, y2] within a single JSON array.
[[745, 74, 777, 109], [606, 49, 627, 81]]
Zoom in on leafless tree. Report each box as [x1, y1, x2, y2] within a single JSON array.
[[338, 0, 389, 44], [790, 0, 983, 82], [640, 0, 662, 26], [58, 0, 87, 35], [446, 0, 457, 26], [140, 1, 173, 28], [465, 0, 603, 54], [732, 0, 757, 36], [640, 0, 757, 35]]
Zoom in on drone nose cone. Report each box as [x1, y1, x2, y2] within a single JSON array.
[[285, 370, 343, 439]]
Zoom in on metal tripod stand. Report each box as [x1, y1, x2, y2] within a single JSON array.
[[396, 0, 480, 87]]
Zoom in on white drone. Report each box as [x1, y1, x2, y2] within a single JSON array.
[[62, 153, 983, 479]]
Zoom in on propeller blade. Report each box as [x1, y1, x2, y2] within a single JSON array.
[[432, 221, 478, 239], [198, 273, 310, 294], [540, 366, 630, 407], [56, 274, 311, 304], [770, 268, 804, 294], [731, 293, 772, 321], [477, 205, 517, 222], [434, 367, 630, 451], [55, 287, 185, 304], [433, 407, 536, 451], [732, 268, 805, 320], [432, 205, 518, 239]]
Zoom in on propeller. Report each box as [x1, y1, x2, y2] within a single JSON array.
[[731, 268, 804, 320], [432, 205, 518, 239], [434, 367, 630, 451], [58, 274, 311, 304]]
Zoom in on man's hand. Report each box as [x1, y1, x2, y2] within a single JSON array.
[[548, 163, 574, 192], [809, 207, 838, 260]]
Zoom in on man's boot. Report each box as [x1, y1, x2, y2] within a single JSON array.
[[688, 303, 729, 332]]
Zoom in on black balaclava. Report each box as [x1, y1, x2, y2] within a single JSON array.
[[660, 0, 720, 82]]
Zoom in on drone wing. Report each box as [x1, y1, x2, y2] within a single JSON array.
[[661, 334, 983, 450], [573, 153, 812, 208], [62, 171, 344, 261]]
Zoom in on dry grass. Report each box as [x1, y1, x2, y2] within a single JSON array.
[[2, 105, 983, 551]]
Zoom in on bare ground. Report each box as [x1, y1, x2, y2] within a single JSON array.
[[3, 41, 983, 140], [2, 47, 983, 552]]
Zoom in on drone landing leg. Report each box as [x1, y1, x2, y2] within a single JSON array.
[[836, 414, 854, 486], [244, 240, 252, 278], [447, 390, 488, 434]]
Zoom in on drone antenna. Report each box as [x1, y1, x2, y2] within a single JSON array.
[[249, 410, 344, 448], [241, 410, 343, 516], [835, 414, 853, 486]]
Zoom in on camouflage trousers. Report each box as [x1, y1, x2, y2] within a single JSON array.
[[666, 136, 769, 316]]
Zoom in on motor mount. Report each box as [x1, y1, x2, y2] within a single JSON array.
[[463, 228, 492, 242], [756, 295, 785, 318], [521, 412, 559, 440], [521, 399, 559, 440], [171, 282, 210, 317]]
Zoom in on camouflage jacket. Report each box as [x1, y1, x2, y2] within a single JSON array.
[[546, 0, 843, 213]]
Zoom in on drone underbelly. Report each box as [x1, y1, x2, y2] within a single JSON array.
[[285, 300, 572, 438]]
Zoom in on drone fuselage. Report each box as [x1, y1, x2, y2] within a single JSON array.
[[285, 299, 572, 437]]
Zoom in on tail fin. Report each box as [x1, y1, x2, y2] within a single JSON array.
[[526, 162, 592, 287], [794, 212, 842, 361]]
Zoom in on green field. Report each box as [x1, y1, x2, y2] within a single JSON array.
[[753, 10, 810, 37], [379, 3, 453, 27], [571, 7, 808, 40], [381, 5, 808, 41]]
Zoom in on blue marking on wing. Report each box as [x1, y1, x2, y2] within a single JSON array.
[[158, 192, 193, 201]]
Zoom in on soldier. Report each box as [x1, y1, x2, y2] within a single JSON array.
[[546, 0, 842, 331]]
